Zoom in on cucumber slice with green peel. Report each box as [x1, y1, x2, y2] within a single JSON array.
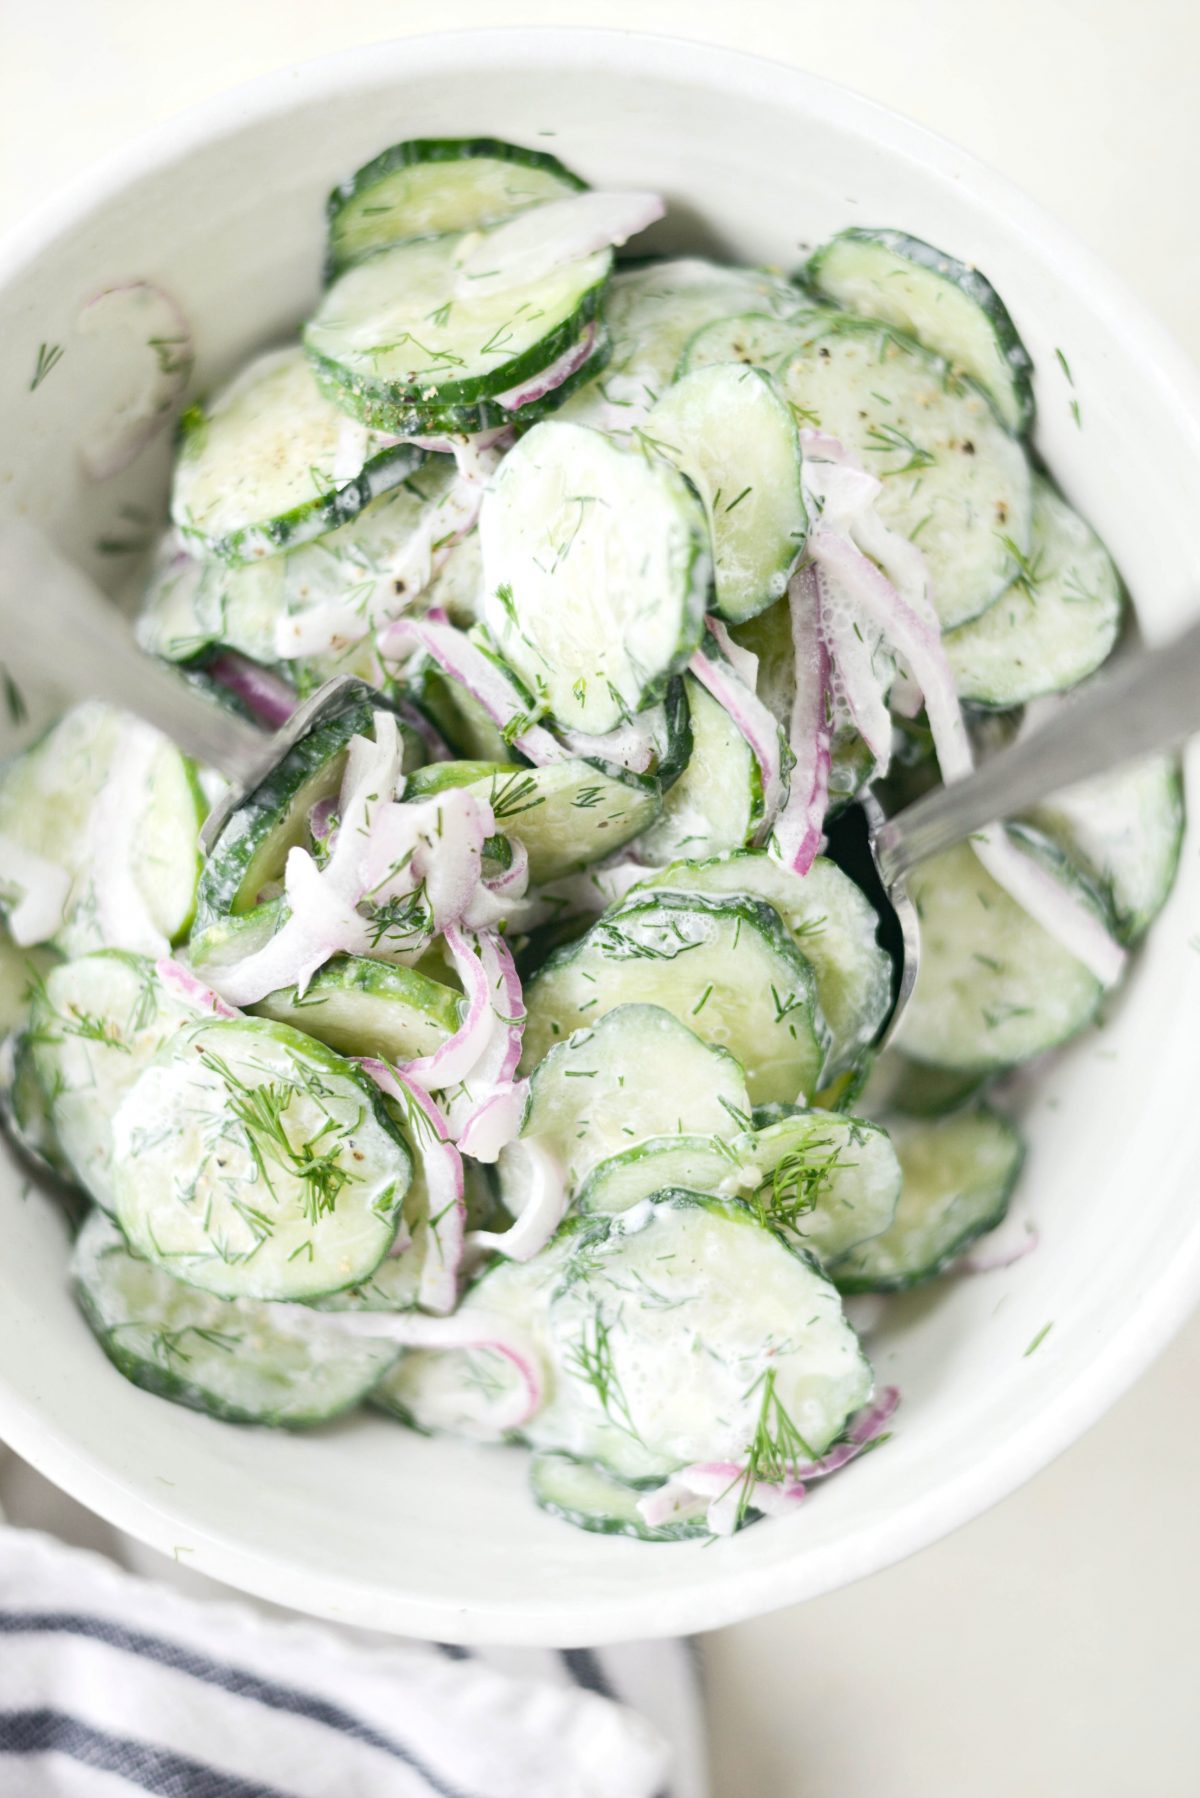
[[26, 952, 201, 1213], [249, 954, 464, 1063], [642, 365, 806, 623], [73, 1210, 397, 1426], [137, 547, 214, 665], [112, 1017, 411, 1303], [522, 892, 826, 1107], [782, 324, 1031, 628], [689, 310, 1031, 629], [530, 1453, 709, 1542], [305, 234, 609, 430], [632, 852, 891, 1079], [0, 934, 58, 1037], [188, 900, 284, 984], [833, 1108, 1023, 1291], [557, 259, 805, 437], [679, 308, 828, 381], [744, 1109, 901, 1265], [944, 478, 1124, 708], [0, 702, 205, 958], [171, 348, 423, 564], [533, 1194, 873, 1484], [408, 757, 661, 883], [1027, 754, 1184, 946], [404, 655, 516, 764], [1, 1033, 69, 1178], [635, 675, 761, 864], [326, 137, 586, 279], [806, 227, 1035, 435], [481, 421, 709, 734], [194, 694, 387, 928], [575, 1133, 744, 1214], [858, 1051, 987, 1119], [514, 1003, 751, 1192], [896, 838, 1106, 1073], [193, 459, 458, 666]]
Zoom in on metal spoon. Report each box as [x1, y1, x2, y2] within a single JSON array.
[[0, 522, 372, 851], [860, 614, 1200, 1045]]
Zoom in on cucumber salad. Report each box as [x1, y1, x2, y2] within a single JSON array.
[[0, 138, 1183, 1543]]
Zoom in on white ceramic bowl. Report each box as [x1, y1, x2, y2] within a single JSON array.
[[1, 28, 1198, 1647]]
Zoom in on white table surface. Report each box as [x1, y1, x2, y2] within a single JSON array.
[[2, 5, 1198, 1793]]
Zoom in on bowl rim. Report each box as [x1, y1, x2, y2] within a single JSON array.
[[2, 25, 1199, 1645]]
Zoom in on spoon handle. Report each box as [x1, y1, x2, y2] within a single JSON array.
[[877, 613, 1200, 881], [0, 522, 266, 781]]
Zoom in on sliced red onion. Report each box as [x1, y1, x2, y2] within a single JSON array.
[[463, 836, 531, 933], [404, 925, 503, 1096], [206, 651, 297, 729], [689, 638, 788, 827], [973, 826, 1126, 986], [469, 1138, 566, 1260], [155, 958, 240, 1019], [440, 930, 527, 1124], [454, 192, 664, 299], [456, 1079, 531, 1164], [704, 615, 760, 691], [76, 282, 193, 480], [771, 565, 832, 877], [382, 610, 563, 765], [85, 722, 171, 956], [492, 324, 598, 411], [360, 1058, 465, 1315], [556, 711, 661, 775], [308, 795, 339, 848], [0, 834, 70, 946], [821, 600, 894, 771]]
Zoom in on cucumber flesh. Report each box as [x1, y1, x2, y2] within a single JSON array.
[[833, 1107, 1023, 1291], [1027, 754, 1184, 946], [634, 675, 760, 865], [522, 892, 826, 1107], [858, 1051, 987, 1119], [481, 420, 709, 734], [632, 852, 891, 1079], [27, 952, 202, 1213], [0, 933, 58, 1037], [0, 1033, 69, 1178], [305, 235, 609, 428], [514, 1002, 751, 1191], [944, 478, 1124, 707], [643, 364, 806, 623], [112, 1017, 411, 1302], [806, 228, 1035, 434], [896, 838, 1105, 1073], [530, 1453, 709, 1541], [575, 1133, 744, 1213], [326, 137, 586, 277], [249, 954, 464, 1063], [409, 756, 661, 884], [746, 1109, 901, 1264], [74, 1210, 397, 1426], [137, 545, 213, 664], [172, 348, 422, 564]]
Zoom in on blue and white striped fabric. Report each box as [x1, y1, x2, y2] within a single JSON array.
[[0, 1527, 707, 1797]]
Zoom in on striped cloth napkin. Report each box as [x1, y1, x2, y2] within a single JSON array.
[[0, 1465, 708, 1798]]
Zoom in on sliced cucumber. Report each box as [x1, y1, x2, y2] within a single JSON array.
[[0, 1033, 68, 1178], [806, 228, 1035, 434], [746, 1109, 900, 1264], [305, 234, 609, 431], [634, 674, 760, 864], [250, 954, 463, 1063], [194, 459, 457, 665], [195, 694, 378, 927], [522, 892, 826, 1107], [530, 1453, 709, 1542], [643, 364, 806, 622], [481, 420, 709, 734], [514, 1003, 751, 1191], [0, 933, 58, 1037], [858, 1051, 986, 1119], [689, 311, 1032, 629], [1027, 754, 1184, 946], [0, 702, 204, 958], [422, 528, 485, 628], [404, 653, 516, 764], [111, 1017, 410, 1302], [632, 852, 891, 1080], [137, 546, 214, 664], [679, 308, 826, 380], [945, 478, 1124, 707], [74, 1210, 397, 1426], [408, 756, 661, 883], [27, 952, 200, 1212], [534, 1195, 873, 1483], [575, 1133, 745, 1214], [833, 1108, 1023, 1291], [326, 137, 586, 278], [171, 347, 422, 563], [896, 838, 1105, 1073], [558, 258, 804, 437]]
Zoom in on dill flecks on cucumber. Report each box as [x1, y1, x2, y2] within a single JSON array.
[[0, 134, 1179, 1537]]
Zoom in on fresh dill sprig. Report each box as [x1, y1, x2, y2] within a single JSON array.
[[564, 1307, 640, 1440]]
